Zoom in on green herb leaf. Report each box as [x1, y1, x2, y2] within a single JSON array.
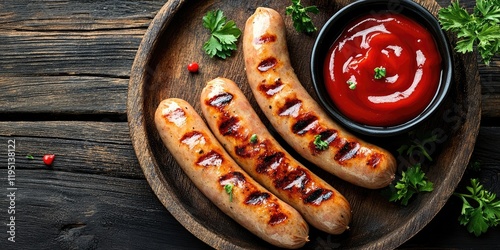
[[438, 0, 500, 65], [285, 0, 319, 34], [374, 66, 386, 79], [455, 178, 500, 236], [313, 135, 329, 150], [347, 80, 357, 90], [202, 10, 241, 59], [389, 164, 434, 205], [224, 183, 234, 202], [397, 133, 438, 162], [468, 160, 482, 172], [26, 154, 35, 160], [250, 134, 258, 144]]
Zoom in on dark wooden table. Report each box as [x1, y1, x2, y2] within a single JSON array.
[[1, 0, 498, 249]]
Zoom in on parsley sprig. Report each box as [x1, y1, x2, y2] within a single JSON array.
[[285, 0, 319, 34], [387, 132, 438, 205], [455, 178, 500, 236], [389, 164, 434, 206], [202, 10, 241, 59], [438, 0, 500, 65]]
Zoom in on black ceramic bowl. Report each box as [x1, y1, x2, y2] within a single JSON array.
[[310, 0, 452, 137]]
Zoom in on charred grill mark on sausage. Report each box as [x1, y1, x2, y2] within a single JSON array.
[[258, 57, 278, 72]]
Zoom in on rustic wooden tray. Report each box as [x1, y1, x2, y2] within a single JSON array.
[[127, 0, 481, 249]]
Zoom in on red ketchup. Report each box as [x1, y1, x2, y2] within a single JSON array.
[[324, 13, 442, 127]]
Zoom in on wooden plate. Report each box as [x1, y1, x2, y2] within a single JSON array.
[[127, 0, 481, 249]]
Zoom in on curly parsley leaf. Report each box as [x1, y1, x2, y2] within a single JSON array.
[[438, 0, 500, 65], [389, 164, 434, 205], [202, 10, 241, 59], [285, 0, 319, 34], [455, 178, 500, 236]]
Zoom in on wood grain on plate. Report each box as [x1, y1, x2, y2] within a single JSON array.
[[127, 0, 481, 249]]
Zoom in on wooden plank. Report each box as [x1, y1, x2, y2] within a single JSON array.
[[0, 0, 164, 114], [0, 30, 142, 77], [469, 126, 500, 194], [0, 0, 164, 77], [0, 169, 208, 249], [0, 0, 162, 31], [481, 69, 500, 119], [0, 76, 128, 114], [0, 121, 142, 179]]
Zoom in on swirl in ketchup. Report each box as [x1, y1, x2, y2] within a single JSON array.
[[324, 13, 442, 127]]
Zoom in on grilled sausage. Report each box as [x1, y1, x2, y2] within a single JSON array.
[[243, 7, 397, 189], [155, 98, 309, 249], [200, 77, 351, 234]]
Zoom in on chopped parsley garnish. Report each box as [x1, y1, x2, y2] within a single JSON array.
[[250, 134, 258, 144], [224, 183, 234, 202], [313, 135, 329, 150], [374, 66, 386, 79], [347, 80, 357, 90]]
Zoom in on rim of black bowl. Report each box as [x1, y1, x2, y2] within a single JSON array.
[[310, 0, 453, 137]]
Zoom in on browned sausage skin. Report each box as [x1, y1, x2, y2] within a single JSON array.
[[243, 7, 397, 189], [201, 77, 351, 234], [155, 98, 309, 249]]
